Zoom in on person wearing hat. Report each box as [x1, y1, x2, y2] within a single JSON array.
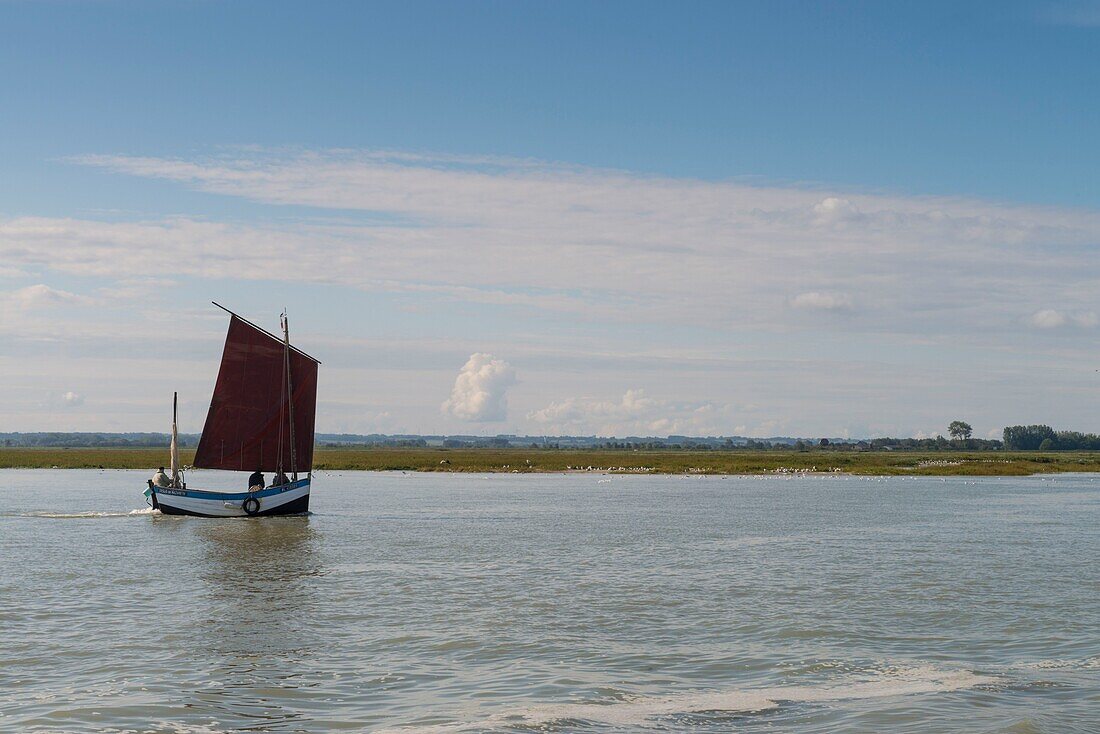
[[152, 466, 172, 488]]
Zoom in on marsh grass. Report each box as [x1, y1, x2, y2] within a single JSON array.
[[4, 447, 1100, 475]]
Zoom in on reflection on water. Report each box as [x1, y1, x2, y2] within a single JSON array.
[[184, 517, 327, 731], [194, 516, 324, 648], [193, 516, 323, 592]]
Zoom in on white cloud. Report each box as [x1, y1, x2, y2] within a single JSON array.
[[61, 391, 84, 407], [1026, 309, 1099, 329], [790, 291, 854, 311], [5, 284, 85, 309], [441, 353, 516, 422], [3, 146, 1100, 434], [55, 148, 1100, 337], [812, 196, 862, 223], [1028, 309, 1067, 328], [527, 389, 727, 436]]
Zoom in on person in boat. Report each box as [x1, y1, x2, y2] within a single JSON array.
[[248, 469, 265, 491], [273, 470, 289, 486], [152, 466, 172, 488]]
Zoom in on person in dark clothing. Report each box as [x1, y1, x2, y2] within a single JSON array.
[[248, 469, 264, 491]]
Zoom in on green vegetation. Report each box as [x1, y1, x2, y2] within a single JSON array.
[[5, 447, 1100, 475], [948, 420, 973, 440], [1003, 425, 1100, 451], [0, 448, 199, 470]]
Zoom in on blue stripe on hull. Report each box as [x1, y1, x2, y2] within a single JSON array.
[[157, 493, 310, 517], [152, 478, 309, 502]]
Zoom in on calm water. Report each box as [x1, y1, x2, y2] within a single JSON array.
[[1, 470, 1097, 733]]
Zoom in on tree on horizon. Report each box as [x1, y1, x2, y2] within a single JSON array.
[[948, 420, 973, 441]]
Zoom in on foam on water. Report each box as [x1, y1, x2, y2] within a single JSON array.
[[17, 509, 159, 519], [1017, 657, 1100, 671], [377, 665, 996, 732], [101, 724, 229, 734]]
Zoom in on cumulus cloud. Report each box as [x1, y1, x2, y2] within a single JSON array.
[[441, 353, 516, 422], [528, 389, 726, 436], [1026, 309, 1099, 329], [790, 291, 854, 311], [1028, 309, 1067, 328], [61, 391, 84, 407], [6, 284, 85, 309], [811, 196, 862, 223]]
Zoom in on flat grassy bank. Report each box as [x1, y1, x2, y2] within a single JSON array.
[[4, 447, 1100, 475]]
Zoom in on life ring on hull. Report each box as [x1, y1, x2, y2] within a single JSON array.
[[242, 497, 261, 516]]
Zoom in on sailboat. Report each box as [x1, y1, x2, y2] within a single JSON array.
[[146, 303, 320, 517]]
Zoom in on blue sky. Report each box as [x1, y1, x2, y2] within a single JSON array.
[[2, 1, 1100, 437], [4, 1, 1099, 205]]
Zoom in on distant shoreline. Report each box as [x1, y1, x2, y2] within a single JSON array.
[[3, 447, 1100, 476]]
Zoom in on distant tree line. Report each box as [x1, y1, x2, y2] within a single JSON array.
[[582, 437, 1008, 451], [0, 432, 198, 448], [1002, 425, 1100, 451], [5, 427, 1100, 451], [321, 438, 427, 448]]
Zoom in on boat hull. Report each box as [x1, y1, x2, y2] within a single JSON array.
[[152, 478, 310, 518]]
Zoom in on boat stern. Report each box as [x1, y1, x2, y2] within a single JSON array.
[[151, 478, 311, 517]]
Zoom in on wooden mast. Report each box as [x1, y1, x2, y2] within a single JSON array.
[[282, 311, 297, 481], [170, 391, 180, 487]]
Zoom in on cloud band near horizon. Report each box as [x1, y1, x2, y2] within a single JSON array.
[[2, 147, 1100, 437]]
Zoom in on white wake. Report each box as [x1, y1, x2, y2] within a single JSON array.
[[20, 507, 159, 518], [376, 664, 996, 732]]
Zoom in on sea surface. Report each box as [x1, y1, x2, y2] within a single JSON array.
[[1, 470, 1097, 733]]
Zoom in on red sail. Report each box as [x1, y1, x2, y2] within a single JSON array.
[[193, 315, 319, 473]]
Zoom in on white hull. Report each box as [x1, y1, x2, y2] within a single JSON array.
[[151, 478, 310, 517]]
